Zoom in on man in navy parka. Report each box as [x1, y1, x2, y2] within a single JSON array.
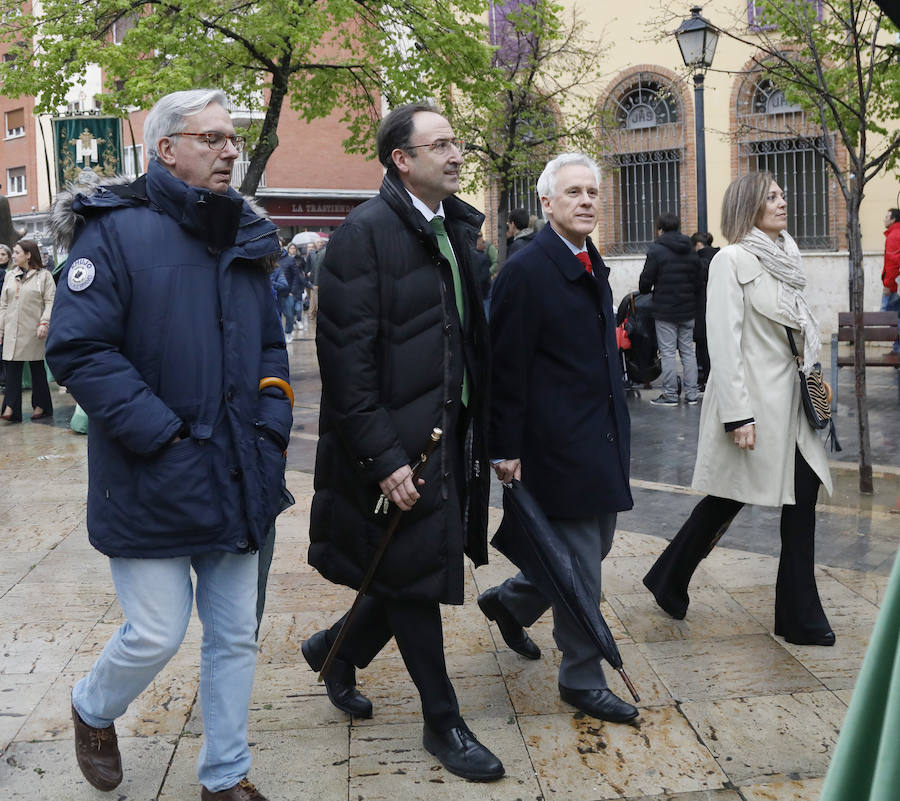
[[46, 89, 290, 801]]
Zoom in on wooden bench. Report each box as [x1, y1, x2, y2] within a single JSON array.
[[829, 311, 900, 413]]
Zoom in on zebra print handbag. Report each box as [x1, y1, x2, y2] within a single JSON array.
[[785, 327, 837, 442]]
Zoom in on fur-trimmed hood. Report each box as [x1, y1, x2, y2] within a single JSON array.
[[50, 163, 272, 252]]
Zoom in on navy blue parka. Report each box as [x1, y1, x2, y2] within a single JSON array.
[[46, 161, 292, 558]]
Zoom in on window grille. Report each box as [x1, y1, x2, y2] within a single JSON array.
[[600, 72, 686, 255], [507, 173, 541, 220], [746, 137, 833, 249], [230, 150, 265, 189], [613, 150, 681, 253]]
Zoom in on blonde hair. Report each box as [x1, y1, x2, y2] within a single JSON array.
[[721, 172, 777, 244]]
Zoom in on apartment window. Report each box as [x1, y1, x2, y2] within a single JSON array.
[[112, 14, 138, 44], [601, 71, 686, 254], [6, 167, 26, 196], [5, 108, 25, 138], [123, 144, 144, 178]]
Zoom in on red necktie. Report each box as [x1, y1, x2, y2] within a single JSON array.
[[576, 251, 593, 275]]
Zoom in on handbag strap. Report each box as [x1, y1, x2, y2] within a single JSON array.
[[784, 326, 802, 364]]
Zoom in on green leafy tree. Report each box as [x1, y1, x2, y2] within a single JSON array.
[[0, 0, 492, 195], [714, 0, 900, 494], [447, 0, 606, 264]]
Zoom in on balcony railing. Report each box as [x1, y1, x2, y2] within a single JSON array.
[[230, 158, 265, 190]]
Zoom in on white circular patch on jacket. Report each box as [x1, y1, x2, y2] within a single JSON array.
[[67, 258, 96, 292]]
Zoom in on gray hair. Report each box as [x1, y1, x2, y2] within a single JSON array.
[[536, 153, 602, 218], [0, 243, 11, 260], [144, 89, 229, 161]]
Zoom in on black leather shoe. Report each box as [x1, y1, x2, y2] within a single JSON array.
[[477, 587, 541, 659], [423, 723, 505, 782], [558, 685, 639, 723], [71, 701, 123, 791], [774, 624, 836, 647], [301, 630, 373, 718], [642, 574, 688, 620]]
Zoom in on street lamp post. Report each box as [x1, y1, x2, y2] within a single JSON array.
[[675, 6, 718, 234]]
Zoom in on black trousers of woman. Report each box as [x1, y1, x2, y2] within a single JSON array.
[[2, 360, 53, 422], [643, 449, 831, 642]]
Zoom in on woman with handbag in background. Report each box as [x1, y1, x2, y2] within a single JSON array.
[[0, 239, 56, 422], [643, 171, 835, 647]]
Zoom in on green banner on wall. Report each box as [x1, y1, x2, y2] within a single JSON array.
[[53, 116, 123, 187]]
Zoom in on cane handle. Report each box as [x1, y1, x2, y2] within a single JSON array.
[[259, 377, 294, 408]]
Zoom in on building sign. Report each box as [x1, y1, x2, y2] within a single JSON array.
[[260, 196, 369, 227], [53, 117, 123, 187]]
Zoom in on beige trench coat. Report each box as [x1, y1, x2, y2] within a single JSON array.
[[0, 267, 56, 362], [691, 244, 832, 506]]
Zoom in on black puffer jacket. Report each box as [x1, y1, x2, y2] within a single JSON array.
[[308, 171, 490, 605], [638, 231, 703, 323]]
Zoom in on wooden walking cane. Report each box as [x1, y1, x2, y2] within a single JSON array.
[[318, 427, 443, 682]]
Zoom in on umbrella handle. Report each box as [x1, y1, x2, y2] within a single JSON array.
[[617, 668, 640, 703]]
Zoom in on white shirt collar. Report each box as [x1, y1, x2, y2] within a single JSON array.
[[406, 189, 445, 222], [549, 223, 588, 255]]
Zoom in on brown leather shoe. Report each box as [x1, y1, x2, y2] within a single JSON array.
[[201, 778, 268, 800], [71, 702, 123, 791]]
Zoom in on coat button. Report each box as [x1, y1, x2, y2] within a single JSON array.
[[444, 398, 454, 408], [607, 432, 615, 442], [225, 388, 235, 401], [236, 539, 248, 549], [230, 468, 242, 480]]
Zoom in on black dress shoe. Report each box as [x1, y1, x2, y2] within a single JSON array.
[[71, 702, 123, 791], [301, 630, 373, 718], [423, 723, 505, 782], [774, 624, 836, 647], [642, 574, 688, 620], [558, 685, 639, 723], [477, 587, 541, 659]]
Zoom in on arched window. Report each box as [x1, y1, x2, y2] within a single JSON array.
[[600, 71, 687, 254], [735, 72, 836, 249]]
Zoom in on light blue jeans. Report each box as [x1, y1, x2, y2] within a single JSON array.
[[882, 291, 900, 353], [72, 551, 260, 792], [655, 319, 699, 401]]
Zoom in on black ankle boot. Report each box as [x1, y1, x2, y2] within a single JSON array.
[[301, 630, 373, 718]]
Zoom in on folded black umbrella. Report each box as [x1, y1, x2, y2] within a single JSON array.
[[490, 478, 639, 702]]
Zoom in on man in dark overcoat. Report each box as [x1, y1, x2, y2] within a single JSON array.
[[303, 103, 502, 782], [476, 153, 638, 723]]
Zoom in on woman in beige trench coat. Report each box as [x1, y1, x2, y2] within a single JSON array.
[[0, 239, 55, 422], [643, 172, 835, 647]]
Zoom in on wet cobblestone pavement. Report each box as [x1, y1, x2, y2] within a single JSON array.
[[1, 326, 897, 800]]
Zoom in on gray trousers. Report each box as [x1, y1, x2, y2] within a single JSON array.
[[655, 319, 698, 400], [495, 513, 616, 689]]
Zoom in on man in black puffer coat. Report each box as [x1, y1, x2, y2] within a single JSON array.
[[639, 212, 703, 406], [303, 103, 502, 782]]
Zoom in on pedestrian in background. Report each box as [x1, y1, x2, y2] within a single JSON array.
[[0, 239, 55, 422], [47, 88, 291, 801], [881, 208, 900, 355], [690, 231, 718, 391], [643, 172, 835, 648], [639, 212, 702, 407], [0, 243, 11, 389]]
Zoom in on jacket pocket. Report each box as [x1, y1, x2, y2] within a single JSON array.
[[256, 431, 287, 525], [134, 438, 224, 535]]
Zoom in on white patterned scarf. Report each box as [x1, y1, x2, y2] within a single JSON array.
[[740, 227, 820, 373]]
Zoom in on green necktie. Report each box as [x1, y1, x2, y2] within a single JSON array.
[[430, 216, 470, 406]]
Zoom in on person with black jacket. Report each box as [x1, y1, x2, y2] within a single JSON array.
[[303, 103, 502, 782], [506, 207, 535, 255], [639, 212, 703, 406], [690, 231, 719, 390]]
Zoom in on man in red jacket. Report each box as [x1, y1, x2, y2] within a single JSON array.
[[883, 208, 900, 356]]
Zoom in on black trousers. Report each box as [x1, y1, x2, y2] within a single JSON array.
[[2, 360, 53, 422], [644, 449, 830, 638], [326, 597, 461, 731]]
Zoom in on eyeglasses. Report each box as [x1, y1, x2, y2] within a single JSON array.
[[167, 131, 246, 152], [404, 137, 465, 155]]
